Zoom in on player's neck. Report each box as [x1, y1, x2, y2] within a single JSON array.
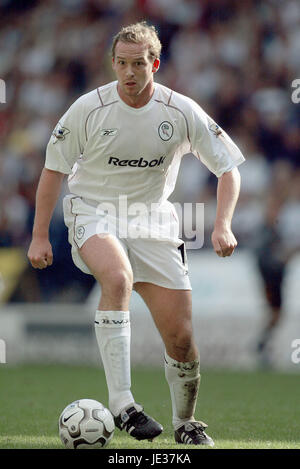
[[117, 81, 155, 109]]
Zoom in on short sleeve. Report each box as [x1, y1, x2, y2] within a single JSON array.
[[187, 98, 245, 177], [45, 96, 86, 174]]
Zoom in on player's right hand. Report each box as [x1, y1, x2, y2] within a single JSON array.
[[27, 237, 53, 269]]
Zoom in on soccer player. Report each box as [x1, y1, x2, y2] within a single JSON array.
[[28, 22, 244, 446]]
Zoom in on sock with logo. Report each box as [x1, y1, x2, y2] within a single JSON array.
[[164, 351, 201, 430], [94, 310, 134, 416]]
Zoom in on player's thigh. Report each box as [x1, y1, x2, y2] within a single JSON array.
[[134, 282, 193, 340], [79, 234, 133, 285]]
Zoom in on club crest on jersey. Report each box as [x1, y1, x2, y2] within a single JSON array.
[[209, 122, 222, 138], [100, 128, 118, 136], [52, 123, 70, 143], [158, 121, 173, 141]]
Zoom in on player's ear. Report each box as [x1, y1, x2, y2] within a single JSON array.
[[152, 58, 160, 73]]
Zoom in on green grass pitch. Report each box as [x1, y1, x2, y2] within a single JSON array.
[[0, 364, 299, 449]]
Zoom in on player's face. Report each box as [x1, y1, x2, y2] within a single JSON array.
[[112, 41, 160, 106]]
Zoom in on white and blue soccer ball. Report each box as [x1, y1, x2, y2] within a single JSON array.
[[59, 399, 115, 449]]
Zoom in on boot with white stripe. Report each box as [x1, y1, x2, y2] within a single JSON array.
[[174, 421, 214, 446], [114, 403, 163, 441]]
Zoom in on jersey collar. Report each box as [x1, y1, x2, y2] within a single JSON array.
[[114, 81, 157, 113]]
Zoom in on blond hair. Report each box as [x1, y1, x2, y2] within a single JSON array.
[[111, 21, 162, 62]]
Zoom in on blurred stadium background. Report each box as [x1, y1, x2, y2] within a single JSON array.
[[1, 0, 300, 374]]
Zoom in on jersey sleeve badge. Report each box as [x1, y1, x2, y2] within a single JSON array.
[[208, 122, 222, 138], [52, 123, 70, 143]]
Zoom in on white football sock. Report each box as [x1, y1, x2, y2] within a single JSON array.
[[94, 310, 134, 416], [164, 351, 201, 430]]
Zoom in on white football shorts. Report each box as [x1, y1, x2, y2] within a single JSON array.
[[63, 194, 191, 290]]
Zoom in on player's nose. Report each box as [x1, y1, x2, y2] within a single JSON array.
[[125, 66, 134, 78]]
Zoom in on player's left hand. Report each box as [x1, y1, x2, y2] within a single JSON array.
[[211, 227, 237, 257]]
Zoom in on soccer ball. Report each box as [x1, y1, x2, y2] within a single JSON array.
[[58, 399, 115, 449]]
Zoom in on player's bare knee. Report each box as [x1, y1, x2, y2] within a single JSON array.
[[102, 268, 133, 298], [167, 327, 194, 361]]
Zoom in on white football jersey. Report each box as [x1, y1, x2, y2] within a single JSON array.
[[45, 81, 245, 209]]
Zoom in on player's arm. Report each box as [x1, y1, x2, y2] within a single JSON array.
[[28, 94, 86, 269], [181, 97, 244, 257], [27, 168, 65, 269], [211, 167, 241, 257]]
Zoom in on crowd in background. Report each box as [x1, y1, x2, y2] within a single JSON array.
[[0, 0, 300, 303]]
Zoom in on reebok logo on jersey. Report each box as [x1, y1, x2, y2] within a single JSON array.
[[108, 156, 166, 168], [100, 128, 118, 136]]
